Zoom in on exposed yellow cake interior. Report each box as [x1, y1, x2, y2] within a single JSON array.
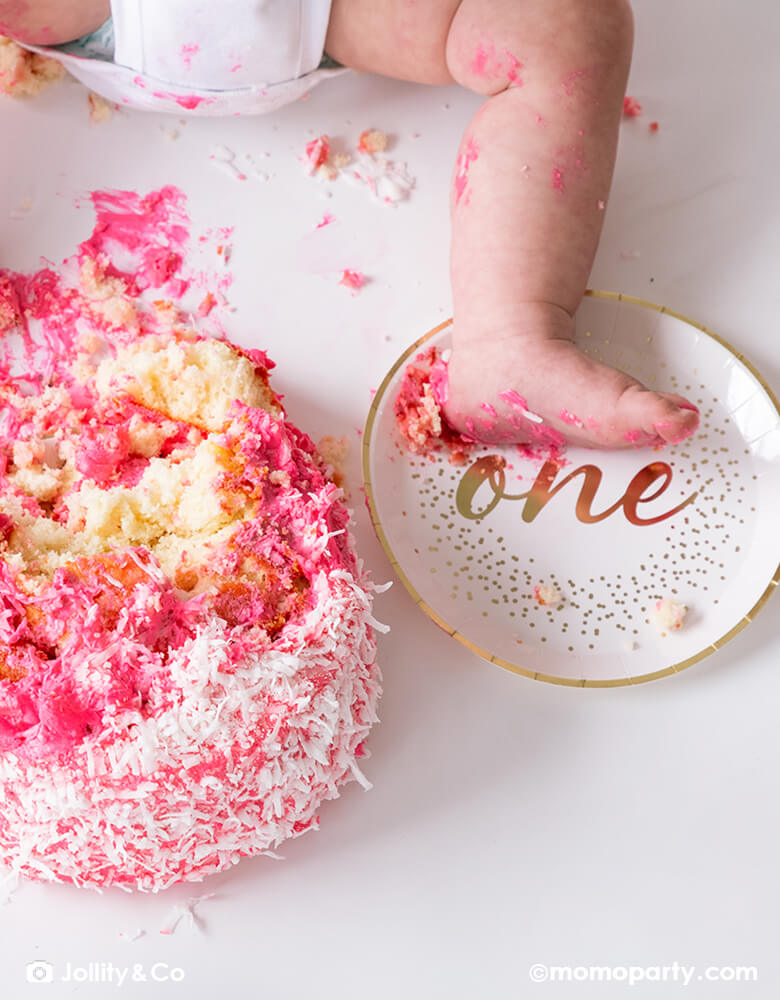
[[95, 335, 281, 432], [2, 333, 281, 592]]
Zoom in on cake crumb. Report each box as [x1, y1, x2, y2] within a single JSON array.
[[357, 129, 388, 154], [79, 255, 138, 330], [303, 134, 339, 180], [623, 96, 642, 117], [0, 35, 64, 97], [331, 151, 351, 169], [302, 127, 413, 204], [197, 292, 217, 317], [394, 346, 473, 464], [649, 598, 687, 635], [9, 196, 33, 221], [534, 583, 561, 607], [317, 435, 350, 489], [339, 269, 365, 293], [88, 91, 113, 123]]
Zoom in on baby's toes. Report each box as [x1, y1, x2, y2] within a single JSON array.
[[614, 386, 699, 447], [649, 393, 700, 445]]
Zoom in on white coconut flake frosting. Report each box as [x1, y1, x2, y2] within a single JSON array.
[[0, 570, 382, 891]]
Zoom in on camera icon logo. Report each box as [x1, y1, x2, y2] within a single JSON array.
[[26, 961, 55, 984]]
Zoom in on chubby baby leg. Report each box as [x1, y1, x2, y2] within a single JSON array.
[[327, 0, 698, 449]]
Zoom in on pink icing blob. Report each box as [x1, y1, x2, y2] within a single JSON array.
[[429, 358, 449, 406], [505, 52, 523, 85], [623, 96, 642, 117], [559, 408, 583, 427], [497, 389, 529, 411], [74, 423, 131, 483], [152, 91, 212, 110], [454, 138, 480, 205], [339, 269, 365, 292], [470, 43, 523, 85], [471, 44, 491, 77], [81, 188, 189, 270]]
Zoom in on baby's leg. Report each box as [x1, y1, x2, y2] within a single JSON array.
[[327, 0, 698, 449]]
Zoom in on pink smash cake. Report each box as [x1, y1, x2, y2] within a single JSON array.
[[0, 190, 382, 891]]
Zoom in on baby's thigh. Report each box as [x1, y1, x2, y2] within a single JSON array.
[[0, 0, 109, 45], [325, 0, 460, 84]]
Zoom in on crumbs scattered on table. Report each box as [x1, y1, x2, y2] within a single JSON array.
[[315, 212, 335, 228], [649, 121, 660, 133], [302, 129, 415, 205]]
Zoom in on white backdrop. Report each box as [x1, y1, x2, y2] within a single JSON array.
[[2, 1, 779, 997]]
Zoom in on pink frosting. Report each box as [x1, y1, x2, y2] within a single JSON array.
[[0, 188, 357, 763], [454, 138, 480, 205]]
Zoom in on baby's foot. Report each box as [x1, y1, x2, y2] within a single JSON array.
[[442, 305, 699, 450]]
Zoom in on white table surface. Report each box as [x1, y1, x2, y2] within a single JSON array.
[[2, 2, 779, 997]]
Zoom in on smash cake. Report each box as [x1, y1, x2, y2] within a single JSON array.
[[0, 188, 383, 891]]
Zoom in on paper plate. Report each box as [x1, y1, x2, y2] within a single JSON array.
[[363, 292, 780, 686]]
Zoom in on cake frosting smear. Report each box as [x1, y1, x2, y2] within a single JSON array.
[[0, 188, 383, 891]]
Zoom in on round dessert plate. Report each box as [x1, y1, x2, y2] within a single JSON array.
[[363, 292, 780, 686]]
